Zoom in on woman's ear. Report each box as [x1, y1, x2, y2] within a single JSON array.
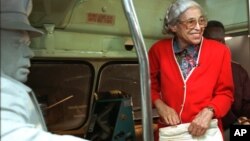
[[169, 25, 177, 33]]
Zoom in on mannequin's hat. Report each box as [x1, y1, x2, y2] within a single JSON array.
[[0, 0, 43, 38]]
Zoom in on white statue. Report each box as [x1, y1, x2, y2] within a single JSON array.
[[0, 0, 88, 140]]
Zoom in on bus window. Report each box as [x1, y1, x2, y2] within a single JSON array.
[[26, 60, 94, 132], [96, 62, 159, 121]]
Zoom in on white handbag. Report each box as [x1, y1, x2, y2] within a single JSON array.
[[159, 119, 223, 141]]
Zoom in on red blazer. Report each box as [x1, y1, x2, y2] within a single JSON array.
[[149, 38, 234, 125]]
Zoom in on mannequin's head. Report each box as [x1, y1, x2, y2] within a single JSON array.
[[1, 30, 34, 82], [0, 0, 43, 82]]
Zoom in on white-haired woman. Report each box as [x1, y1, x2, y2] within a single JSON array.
[[148, 0, 234, 140]]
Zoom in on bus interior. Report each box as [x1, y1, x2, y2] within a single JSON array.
[[25, 0, 250, 141]]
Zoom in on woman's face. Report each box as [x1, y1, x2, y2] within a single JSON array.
[[170, 7, 206, 47]]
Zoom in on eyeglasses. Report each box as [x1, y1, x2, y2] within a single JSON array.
[[178, 16, 207, 29]]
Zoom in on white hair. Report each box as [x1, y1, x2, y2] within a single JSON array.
[[163, 0, 206, 34]]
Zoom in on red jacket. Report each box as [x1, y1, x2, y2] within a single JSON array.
[[149, 38, 234, 125]]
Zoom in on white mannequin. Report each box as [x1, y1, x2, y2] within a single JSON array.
[[0, 30, 89, 141], [0, 0, 89, 140]]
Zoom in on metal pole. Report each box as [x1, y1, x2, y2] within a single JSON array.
[[248, 0, 250, 35], [121, 0, 154, 141], [248, 0, 250, 69]]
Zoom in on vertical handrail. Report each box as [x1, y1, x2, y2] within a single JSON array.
[[248, 0, 250, 36], [122, 0, 154, 141], [248, 0, 250, 68]]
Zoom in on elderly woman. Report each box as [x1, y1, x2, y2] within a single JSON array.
[[148, 0, 234, 140]]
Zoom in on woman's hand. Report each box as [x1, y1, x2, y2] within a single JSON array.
[[188, 107, 214, 136], [154, 99, 180, 125]]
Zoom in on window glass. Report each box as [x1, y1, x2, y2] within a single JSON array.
[[97, 62, 158, 120], [26, 60, 94, 131]]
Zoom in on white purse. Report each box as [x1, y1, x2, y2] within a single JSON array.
[[159, 119, 223, 141]]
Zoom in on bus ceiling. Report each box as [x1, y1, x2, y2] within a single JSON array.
[[29, 0, 249, 38]]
